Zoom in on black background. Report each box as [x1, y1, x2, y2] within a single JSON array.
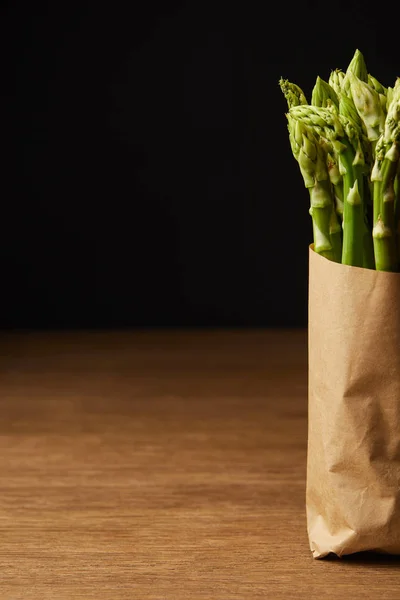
[[3, 0, 399, 329]]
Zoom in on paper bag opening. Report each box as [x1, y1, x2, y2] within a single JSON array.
[[307, 247, 400, 558]]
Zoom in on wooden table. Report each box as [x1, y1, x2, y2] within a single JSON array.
[[1, 329, 399, 599]]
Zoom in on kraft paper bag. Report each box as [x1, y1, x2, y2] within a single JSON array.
[[307, 246, 400, 559]]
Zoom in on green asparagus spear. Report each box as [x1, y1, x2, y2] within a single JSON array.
[[346, 49, 368, 83], [371, 79, 400, 271], [337, 137, 366, 267], [368, 74, 388, 114], [288, 104, 344, 139], [296, 104, 345, 221], [329, 200, 343, 262], [329, 69, 345, 96], [287, 116, 337, 260], [311, 77, 339, 109], [327, 152, 344, 220], [368, 74, 387, 95], [387, 86, 394, 109], [290, 104, 366, 267], [347, 71, 385, 145], [339, 92, 375, 266], [279, 79, 308, 109], [342, 49, 369, 99], [289, 104, 345, 222], [339, 92, 359, 122]]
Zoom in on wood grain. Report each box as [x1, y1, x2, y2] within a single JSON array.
[[0, 329, 399, 599]]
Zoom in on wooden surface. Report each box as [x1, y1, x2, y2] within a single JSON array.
[[1, 329, 399, 599]]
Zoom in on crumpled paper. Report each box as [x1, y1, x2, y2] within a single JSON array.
[[307, 246, 400, 558]]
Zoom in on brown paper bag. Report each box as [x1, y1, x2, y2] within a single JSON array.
[[307, 246, 400, 558]]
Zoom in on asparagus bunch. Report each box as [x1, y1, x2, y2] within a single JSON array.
[[280, 49, 400, 272]]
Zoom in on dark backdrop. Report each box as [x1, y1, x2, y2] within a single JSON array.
[[3, 0, 398, 329]]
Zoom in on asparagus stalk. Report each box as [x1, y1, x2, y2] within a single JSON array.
[[368, 74, 387, 95], [290, 104, 366, 267], [327, 152, 344, 220], [338, 92, 375, 267], [342, 49, 369, 98], [387, 86, 394, 110], [279, 79, 308, 108], [339, 92, 362, 126], [287, 116, 337, 260], [347, 71, 385, 151], [311, 77, 339, 110], [329, 201, 343, 262], [288, 104, 344, 141], [371, 139, 399, 271], [290, 100, 344, 221], [371, 79, 400, 271], [329, 69, 345, 96], [347, 49, 369, 83], [338, 139, 366, 267], [362, 179, 376, 269], [368, 74, 388, 114]]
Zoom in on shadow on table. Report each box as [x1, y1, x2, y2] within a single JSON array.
[[324, 552, 400, 567]]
